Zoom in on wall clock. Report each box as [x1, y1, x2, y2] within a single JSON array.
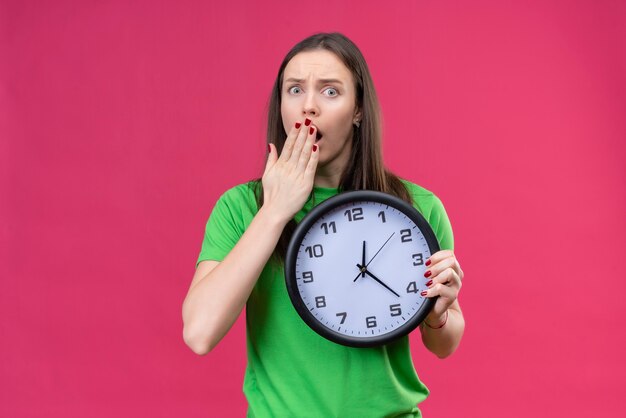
[[285, 190, 440, 348]]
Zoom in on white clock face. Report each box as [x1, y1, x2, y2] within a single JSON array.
[[292, 198, 435, 343]]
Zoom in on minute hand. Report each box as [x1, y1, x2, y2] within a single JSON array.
[[353, 232, 396, 282], [355, 264, 400, 297]]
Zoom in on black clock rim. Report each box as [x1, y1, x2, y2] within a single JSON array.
[[285, 190, 441, 348]]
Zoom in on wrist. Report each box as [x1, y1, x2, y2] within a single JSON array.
[[424, 310, 448, 329], [257, 205, 291, 228]]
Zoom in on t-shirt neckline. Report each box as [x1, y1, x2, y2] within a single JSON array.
[[312, 185, 339, 199]]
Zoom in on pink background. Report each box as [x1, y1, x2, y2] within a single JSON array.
[[2, 0, 625, 417]]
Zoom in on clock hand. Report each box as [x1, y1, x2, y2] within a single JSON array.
[[352, 240, 368, 282], [361, 240, 366, 278], [365, 232, 395, 268], [353, 232, 395, 283], [352, 262, 366, 282], [356, 263, 400, 298]]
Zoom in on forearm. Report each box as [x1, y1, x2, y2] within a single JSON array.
[[419, 305, 465, 359], [182, 206, 286, 354]]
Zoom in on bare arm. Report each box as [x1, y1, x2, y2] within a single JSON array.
[[182, 207, 287, 355], [419, 299, 465, 359], [182, 120, 320, 355]]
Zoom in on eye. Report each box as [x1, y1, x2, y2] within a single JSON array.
[[323, 87, 338, 97], [288, 86, 302, 94]]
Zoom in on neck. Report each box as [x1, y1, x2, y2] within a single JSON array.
[[314, 161, 346, 188], [314, 174, 340, 188], [314, 137, 353, 188]]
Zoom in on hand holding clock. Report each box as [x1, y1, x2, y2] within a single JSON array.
[[422, 250, 464, 324], [263, 119, 319, 223]]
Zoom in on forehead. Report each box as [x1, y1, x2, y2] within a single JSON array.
[[283, 49, 352, 83]]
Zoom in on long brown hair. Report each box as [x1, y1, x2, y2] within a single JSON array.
[[252, 32, 411, 263]]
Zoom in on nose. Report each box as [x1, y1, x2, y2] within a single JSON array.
[[302, 91, 319, 117]]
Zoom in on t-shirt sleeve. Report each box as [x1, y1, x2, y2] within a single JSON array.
[[196, 190, 245, 267], [402, 179, 455, 252], [430, 195, 455, 251]]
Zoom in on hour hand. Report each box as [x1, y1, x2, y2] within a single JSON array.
[[361, 241, 366, 278], [352, 241, 367, 282], [356, 264, 400, 298]]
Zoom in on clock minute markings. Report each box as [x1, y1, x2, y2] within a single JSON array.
[[292, 196, 435, 345]]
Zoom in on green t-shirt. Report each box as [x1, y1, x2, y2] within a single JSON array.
[[197, 179, 454, 418]]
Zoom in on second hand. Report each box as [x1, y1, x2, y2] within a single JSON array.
[[353, 232, 395, 282]]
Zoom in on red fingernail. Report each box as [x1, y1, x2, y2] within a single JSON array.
[[267, 144, 271, 153], [420, 291, 428, 296], [424, 270, 432, 278], [309, 126, 314, 135], [304, 118, 311, 126], [295, 122, 301, 129], [426, 280, 433, 286], [425, 259, 431, 266], [312, 144, 318, 152]]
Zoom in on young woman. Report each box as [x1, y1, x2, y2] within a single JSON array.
[[183, 32, 465, 418]]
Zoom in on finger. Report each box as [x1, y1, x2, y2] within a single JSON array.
[[424, 257, 460, 282], [426, 249, 455, 267], [427, 268, 462, 290], [421, 282, 458, 300], [303, 143, 319, 179], [296, 126, 316, 172], [264, 143, 278, 173], [279, 121, 303, 162], [289, 119, 312, 165]]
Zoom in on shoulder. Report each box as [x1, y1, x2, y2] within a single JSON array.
[[219, 180, 260, 200], [217, 180, 260, 206], [208, 180, 261, 226], [399, 178, 445, 210], [203, 181, 260, 234], [399, 178, 454, 250], [399, 178, 435, 196], [197, 181, 260, 265]]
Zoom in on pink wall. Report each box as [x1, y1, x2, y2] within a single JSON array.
[[2, 0, 625, 416]]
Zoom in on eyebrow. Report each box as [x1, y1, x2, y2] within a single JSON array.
[[284, 77, 345, 86]]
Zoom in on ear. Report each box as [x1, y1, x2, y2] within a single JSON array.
[[353, 107, 362, 122]]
